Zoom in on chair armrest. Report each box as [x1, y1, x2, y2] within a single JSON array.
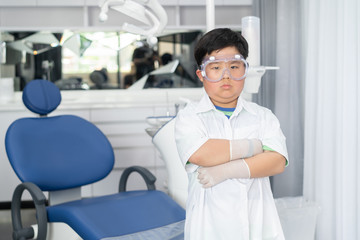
[[11, 182, 48, 240], [119, 166, 157, 192]]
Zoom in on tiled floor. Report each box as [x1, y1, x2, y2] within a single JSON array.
[[0, 209, 36, 240]]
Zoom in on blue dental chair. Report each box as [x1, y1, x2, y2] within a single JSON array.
[[5, 79, 185, 240]]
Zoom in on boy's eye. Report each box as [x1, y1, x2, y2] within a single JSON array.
[[229, 62, 243, 69], [207, 63, 221, 70]]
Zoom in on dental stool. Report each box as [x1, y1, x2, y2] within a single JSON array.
[[5, 79, 185, 240]]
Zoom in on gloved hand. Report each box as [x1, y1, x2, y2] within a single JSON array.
[[197, 159, 250, 188], [230, 139, 263, 160]]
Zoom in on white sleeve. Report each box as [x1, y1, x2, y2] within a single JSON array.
[[174, 106, 208, 173], [260, 108, 289, 166]]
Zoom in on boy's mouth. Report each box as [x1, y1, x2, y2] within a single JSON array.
[[221, 84, 232, 89]]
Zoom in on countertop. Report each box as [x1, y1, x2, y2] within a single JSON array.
[[0, 88, 204, 112]]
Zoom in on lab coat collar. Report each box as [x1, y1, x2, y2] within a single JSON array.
[[234, 96, 257, 116], [195, 93, 257, 116], [194, 94, 216, 113]]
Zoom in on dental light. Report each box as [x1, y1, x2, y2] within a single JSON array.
[[241, 16, 279, 94], [98, 0, 167, 46], [60, 32, 92, 56], [7, 32, 60, 55]]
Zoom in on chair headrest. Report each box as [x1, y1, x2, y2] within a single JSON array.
[[22, 79, 61, 115]]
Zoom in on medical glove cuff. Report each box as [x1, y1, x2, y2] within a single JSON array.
[[230, 139, 263, 160]]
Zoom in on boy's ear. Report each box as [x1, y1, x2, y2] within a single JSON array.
[[196, 69, 204, 83]]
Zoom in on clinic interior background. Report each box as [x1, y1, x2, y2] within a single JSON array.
[[0, 1, 358, 240]]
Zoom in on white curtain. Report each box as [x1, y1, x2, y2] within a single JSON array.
[[302, 0, 360, 239], [252, 0, 304, 198]]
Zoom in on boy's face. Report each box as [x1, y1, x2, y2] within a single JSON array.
[[196, 46, 245, 108]]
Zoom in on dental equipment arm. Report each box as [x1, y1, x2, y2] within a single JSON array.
[[98, 0, 168, 46], [198, 151, 286, 188], [98, 0, 126, 22], [135, 0, 167, 34], [122, 8, 159, 45], [189, 139, 262, 167]]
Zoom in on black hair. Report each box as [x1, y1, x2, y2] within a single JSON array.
[[194, 28, 249, 67]]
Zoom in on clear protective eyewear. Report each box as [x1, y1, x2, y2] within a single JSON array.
[[200, 54, 249, 82]]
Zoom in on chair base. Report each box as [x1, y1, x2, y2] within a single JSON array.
[[30, 222, 82, 240]]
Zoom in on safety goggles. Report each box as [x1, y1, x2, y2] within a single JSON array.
[[200, 54, 249, 82]]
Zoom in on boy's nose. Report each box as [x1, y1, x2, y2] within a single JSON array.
[[222, 69, 231, 79]]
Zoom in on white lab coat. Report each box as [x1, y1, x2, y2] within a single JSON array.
[[175, 94, 288, 240]]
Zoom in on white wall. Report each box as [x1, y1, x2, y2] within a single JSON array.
[[0, 0, 252, 31]]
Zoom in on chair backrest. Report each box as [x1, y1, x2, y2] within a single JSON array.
[[152, 119, 188, 208], [5, 79, 115, 191]]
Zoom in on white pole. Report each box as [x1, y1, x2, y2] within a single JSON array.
[[241, 16, 260, 66], [241, 16, 261, 95], [206, 0, 215, 32]]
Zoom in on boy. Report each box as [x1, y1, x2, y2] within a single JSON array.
[[175, 28, 288, 240]]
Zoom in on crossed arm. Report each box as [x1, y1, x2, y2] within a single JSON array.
[[189, 139, 286, 187]]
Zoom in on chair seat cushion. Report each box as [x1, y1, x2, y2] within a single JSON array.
[[47, 190, 185, 240]]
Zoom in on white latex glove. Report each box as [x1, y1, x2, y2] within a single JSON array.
[[230, 139, 263, 160], [197, 159, 250, 188]]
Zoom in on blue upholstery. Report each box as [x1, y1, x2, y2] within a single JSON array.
[[47, 191, 185, 240], [5, 79, 185, 240], [22, 79, 61, 115], [6, 115, 114, 191]]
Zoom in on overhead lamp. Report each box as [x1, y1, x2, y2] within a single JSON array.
[[122, 7, 159, 45], [95, 32, 139, 51], [7, 40, 34, 54], [98, 0, 167, 46], [111, 1, 150, 25], [23, 32, 60, 46], [7, 32, 60, 55], [61, 33, 81, 56], [61, 33, 92, 56]]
